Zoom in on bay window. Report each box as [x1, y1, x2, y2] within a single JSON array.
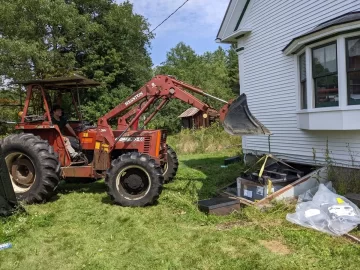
[[283, 12, 360, 130]]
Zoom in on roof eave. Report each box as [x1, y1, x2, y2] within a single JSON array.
[[217, 0, 252, 42], [217, 28, 252, 44]]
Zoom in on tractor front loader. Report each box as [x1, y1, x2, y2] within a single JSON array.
[[2, 75, 270, 207]]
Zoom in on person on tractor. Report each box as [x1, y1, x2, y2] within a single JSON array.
[[51, 104, 81, 161]]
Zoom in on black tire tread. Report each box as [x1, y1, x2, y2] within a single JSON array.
[[163, 144, 179, 183], [1, 133, 60, 203]]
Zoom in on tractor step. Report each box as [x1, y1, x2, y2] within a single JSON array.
[[70, 161, 88, 166]]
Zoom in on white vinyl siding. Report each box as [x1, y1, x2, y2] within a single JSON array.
[[240, 0, 360, 166]]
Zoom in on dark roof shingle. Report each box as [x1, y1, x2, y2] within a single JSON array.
[[309, 11, 360, 34], [283, 11, 360, 53]]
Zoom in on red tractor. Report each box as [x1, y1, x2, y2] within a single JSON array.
[[1, 75, 269, 207]]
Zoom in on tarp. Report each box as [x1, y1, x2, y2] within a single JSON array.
[[287, 183, 360, 236]]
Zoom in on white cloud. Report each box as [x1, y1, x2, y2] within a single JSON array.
[[122, 0, 229, 37]]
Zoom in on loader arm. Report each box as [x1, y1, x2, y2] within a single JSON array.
[[99, 75, 220, 130], [113, 76, 223, 128], [98, 75, 270, 148]]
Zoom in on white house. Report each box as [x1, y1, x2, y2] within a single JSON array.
[[217, 0, 360, 166]]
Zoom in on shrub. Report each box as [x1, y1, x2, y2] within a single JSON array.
[[167, 122, 241, 155]]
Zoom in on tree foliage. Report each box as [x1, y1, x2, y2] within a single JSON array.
[[150, 42, 239, 133], [0, 86, 25, 134], [227, 44, 240, 93], [0, 0, 153, 122], [0, 1, 239, 135]]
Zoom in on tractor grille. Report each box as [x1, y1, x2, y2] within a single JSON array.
[[144, 136, 151, 154]]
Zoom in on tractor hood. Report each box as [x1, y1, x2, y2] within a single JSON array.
[[220, 94, 271, 136]]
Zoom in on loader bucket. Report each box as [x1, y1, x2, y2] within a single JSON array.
[[221, 94, 271, 136]]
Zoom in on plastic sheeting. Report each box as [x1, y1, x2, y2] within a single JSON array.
[[286, 183, 360, 236]]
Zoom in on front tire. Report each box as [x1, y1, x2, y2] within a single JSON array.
[[105, 152, 163, 207], [2, 133, 60, 203]]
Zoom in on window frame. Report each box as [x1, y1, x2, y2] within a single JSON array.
[[311, 41, 339, 108], [299, 52, 307, 109], [346, 36, 360, 105]]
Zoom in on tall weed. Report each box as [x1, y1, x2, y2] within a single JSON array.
[[167, 123, 241, 155], [312, 139, 360, 194]]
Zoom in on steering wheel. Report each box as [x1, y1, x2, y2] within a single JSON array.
[[74, 124, 86, 132], [74, 121, 96, 132]]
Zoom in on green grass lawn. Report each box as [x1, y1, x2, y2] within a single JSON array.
[[1, 151, 360, 270]]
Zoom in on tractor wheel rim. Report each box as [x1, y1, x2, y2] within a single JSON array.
[[5, 152, 36, 193], [162, 162, 169, 175], [116, 165, 151, 201]]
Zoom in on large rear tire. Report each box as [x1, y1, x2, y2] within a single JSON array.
[[105, 152, 163, 207], [163, 145, 179, 183], [1, 133, 60, 203]]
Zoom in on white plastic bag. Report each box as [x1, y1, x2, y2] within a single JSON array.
[[286, 183, 360, 236], [297, 181, 335, 203]]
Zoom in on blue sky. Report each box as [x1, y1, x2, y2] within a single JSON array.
[[118, 0, 230, 66]]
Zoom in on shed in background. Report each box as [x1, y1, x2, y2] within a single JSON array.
[[178, 107, 216, 129]]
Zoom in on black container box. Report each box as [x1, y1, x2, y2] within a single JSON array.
[[198, 197, 240, 215], [224, 156, 241, 166]]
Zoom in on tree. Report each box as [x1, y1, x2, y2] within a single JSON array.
[[0, 0, 87, 80], [227, 44, 240, 93], [0, 0, 153, 122]]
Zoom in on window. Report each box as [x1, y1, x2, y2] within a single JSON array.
[[283, 14, 360, 130], [346, 36, 360, 105], [299, 53, 307, 109], [312, 43, 338, 108]]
